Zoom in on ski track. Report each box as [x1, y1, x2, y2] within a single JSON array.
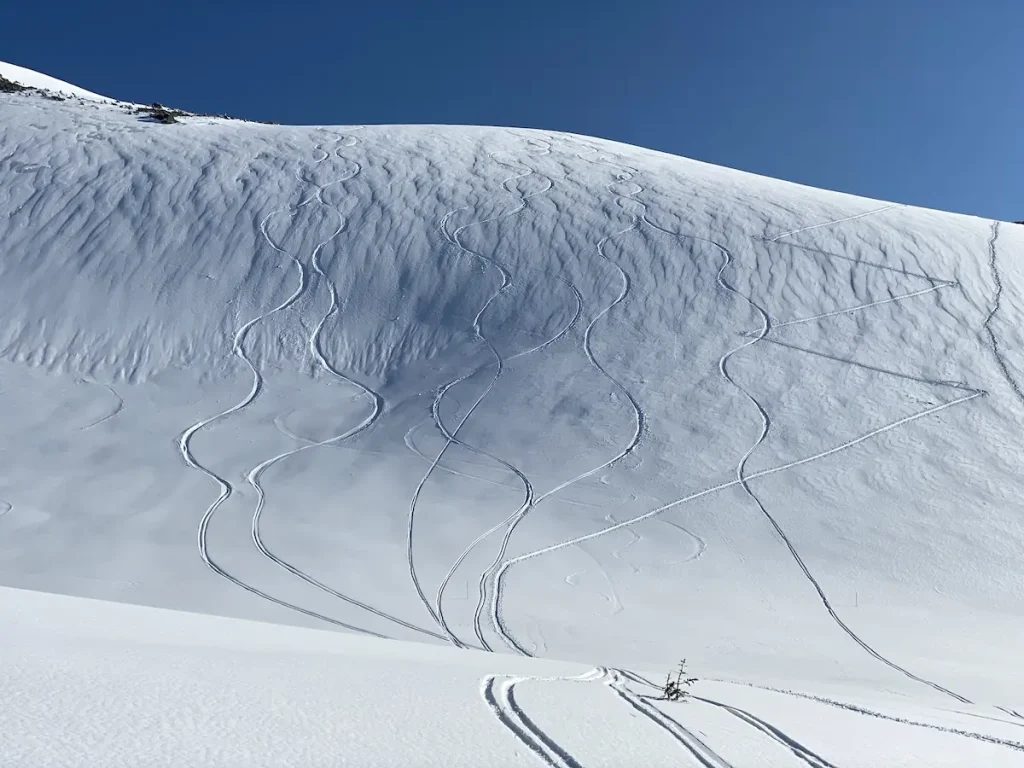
[[767, 204, 900, 242], [953, 707, 1024, 731], [605, 669, 734, 768], [715, 679, 1024, 754], [486, 663, 835, 768], [982, 221, 1024, 407], [694, 696, 839, 768], [482, 676, 566, 768], [996, 706, 1024, 723], [178, 190, 381, 631], [76, 379, 124, 430], [405, 417, 594, 501], [425, 154, 574, 649], [490, 187, 985, 704], [243, 133, 449, 642], [489, 145, 977, 666], [754, 237, 944, 282], [651, 206, 975, 704], [606, 514, 643, 575], [488, 149, 646, 655], [408, 136, 562, 642], [750, 218, 977, 704], [659, 517, 708, 565], [177, 133, 418, 636], [481, 668, 603, 768], [756, 337, 980, 393], [561, 541, 623, 617], [488, 387, 983, 647], [754, 280, 957, 334], [432, 270, 583, 648], [11, 104, 1014, 764]]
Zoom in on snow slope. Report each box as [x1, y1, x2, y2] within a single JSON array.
[[2, 67, 1024, 765], [5, 586, 1024, 768], [0, 60, 109, 100]]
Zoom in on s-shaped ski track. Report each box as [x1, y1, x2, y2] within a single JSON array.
[[484, 147, 646, 655], [247, 133, 448, 642], [407, 138, 556, 639]]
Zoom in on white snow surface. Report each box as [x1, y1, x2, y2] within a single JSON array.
[[0, 60, 109, 101], [2, 69, 1024, 766]]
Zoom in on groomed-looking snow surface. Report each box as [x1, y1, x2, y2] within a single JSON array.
[[2, 71, 1024, 766]]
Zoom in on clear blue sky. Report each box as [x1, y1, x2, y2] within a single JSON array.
[[2, 1, 1021, 220]]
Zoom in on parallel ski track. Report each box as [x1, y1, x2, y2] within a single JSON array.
[[245, 133, 448, 642], [694, 696, 839, 767], [617, 670, 836, 767], [753, 221, 974, 704], [488, 662, 838, 768], [488, 148, 979, 665], [996, 706, 1024, 723], [489, 194, 985, 698], [481, 668, 604, 768], [640, 202, 975, 704], [605, 669, 734, 768], [407, 137, 561, 640], [715, 679, 1024, 754], [432, 271, 583, 648], [483, 150, 646, 654], [982, 221, 1024, 407], [488, 384, 982, 649], [179, 135, 388, 634]]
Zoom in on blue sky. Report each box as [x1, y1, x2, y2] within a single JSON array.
[[2, 1, 1021, 220]]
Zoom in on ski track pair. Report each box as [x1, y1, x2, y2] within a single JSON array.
[[484, 666, 839, 768], [488, 170, 989, 707], [181, 130, 441, 641], [174, 128, 1021, 759]]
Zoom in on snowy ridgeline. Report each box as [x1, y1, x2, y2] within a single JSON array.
[[2, 64, 1024, 766]]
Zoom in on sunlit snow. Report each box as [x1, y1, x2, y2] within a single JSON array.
[[2, 63, 1023, 766]]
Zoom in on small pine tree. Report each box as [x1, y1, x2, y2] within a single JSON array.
[[662, 659, 698, 702]]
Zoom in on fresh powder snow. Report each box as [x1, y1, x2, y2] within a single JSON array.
[[1, 63, 1023, 767]]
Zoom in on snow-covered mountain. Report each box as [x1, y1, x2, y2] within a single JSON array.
[[2, 64, 1023, 766]]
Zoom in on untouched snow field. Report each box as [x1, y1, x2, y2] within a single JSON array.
[[1, 63, 1023, 765]]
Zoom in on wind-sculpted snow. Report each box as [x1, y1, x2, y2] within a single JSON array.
[[3, 83, 1024, 758]]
